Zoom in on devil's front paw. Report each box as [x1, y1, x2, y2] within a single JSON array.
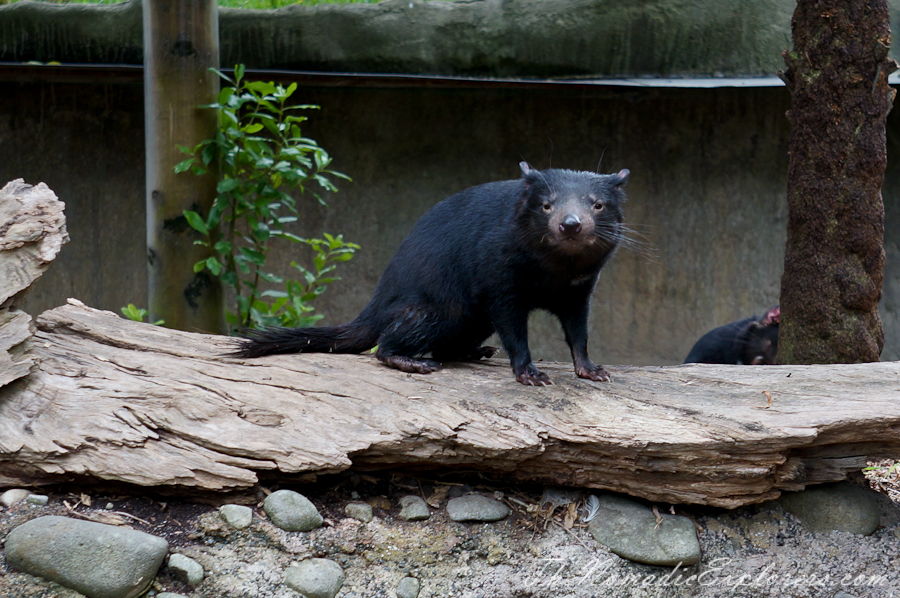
[[515, 364, 553, 386], [576, 363, 611, 382]]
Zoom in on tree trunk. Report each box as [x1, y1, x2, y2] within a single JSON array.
[[778, 0, 896, 364], [143, 0, 224, 334]]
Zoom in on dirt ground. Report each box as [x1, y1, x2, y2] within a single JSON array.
[[0, 463, 898, 598]]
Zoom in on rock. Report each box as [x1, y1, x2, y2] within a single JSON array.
[[396, 576, 421, 598], [398, 496, 431, 521], [284, 558, 345, 598], [168, 553, 204, 586], [25, 494, 48, 506], [344, 501, 374, 523], [219, 504, 253, 529], [157, 594, 189, 598], [4, 515, 168, 598], [0, 489, 31, 507], [446, 495, 510, 522], [263, 489, 323, 532], [779, 481, 880, 535], [587, 494, 701, 566]]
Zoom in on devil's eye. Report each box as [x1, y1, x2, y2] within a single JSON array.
[[542, 202, 552, 213], [593, 201, 605, 211]]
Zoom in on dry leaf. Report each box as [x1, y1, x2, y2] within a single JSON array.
[[426, 486, 449, 508]]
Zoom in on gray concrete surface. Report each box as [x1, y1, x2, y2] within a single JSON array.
[[2, 0, 900, 364]]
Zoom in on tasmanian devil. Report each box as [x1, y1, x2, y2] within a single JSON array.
[[683, 306, 780, 365], [235, 162, 630, 386]]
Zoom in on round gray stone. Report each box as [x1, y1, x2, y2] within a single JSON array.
[[779, 481, 880, 535], [344, 501, 374, 523], [284, 558, 345, 598], [263, 489, 323, 532], [0, 488, 31, 507], [446, 495, 510, 522], [219, 504, 253, 529], [4, 515, 169, 598], [396, 576, 421, 598], [168, 553, 204, 586], [587, 494, 701, 566], [398, 495, 431, 521]]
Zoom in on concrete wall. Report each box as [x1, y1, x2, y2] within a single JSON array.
[[2, 78, 804, 365], [3, 0, 900, 365]]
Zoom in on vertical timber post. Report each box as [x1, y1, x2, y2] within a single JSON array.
[[777, 0, 896, 363], [143, 0, 224, 333]]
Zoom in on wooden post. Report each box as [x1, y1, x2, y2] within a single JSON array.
[[143, 0, 224, 333]]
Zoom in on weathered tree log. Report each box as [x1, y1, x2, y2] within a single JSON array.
[[0, 179, 68, 387], [0, 298, 898, 508], [2, 180, 900, 509]]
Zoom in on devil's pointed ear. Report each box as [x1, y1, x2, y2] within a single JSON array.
[[611, 169, 630, 187], [519, 161, 533, 177]]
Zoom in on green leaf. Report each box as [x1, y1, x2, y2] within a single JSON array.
[[239, 247, 266, 266], [246, 80, 277, 95], [193, 259, 207, 273], [206, 256, 223, 275], [174, 158, 195, 174], [242, 123, 264, 134], [217, 178, 241, 193], [200, 142, 217, 166], [120, 304, 146, 322], [222, 270, 238, 287], [184, 210, 209, 236]]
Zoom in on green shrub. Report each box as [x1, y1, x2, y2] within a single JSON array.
[[176, 64, 358, 330]]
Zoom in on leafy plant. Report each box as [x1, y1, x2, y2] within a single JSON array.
[[121, 304, 165, 326], [175, 64, 358, 330]]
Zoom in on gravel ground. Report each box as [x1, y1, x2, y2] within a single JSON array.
[[0, 466, 898, 598]]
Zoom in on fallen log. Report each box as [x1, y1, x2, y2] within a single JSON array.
[[1, 181, 899, 508]]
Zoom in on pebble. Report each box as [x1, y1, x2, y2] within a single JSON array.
[[396, 575, 421, 598], [284, 558, 345, 598], [399, 496, 431, 521], [446, 495, 510, 522], [263, 489, 323, 532], [168, 553, 204, 586], [4, 515, 169, 598], [156, 594, 189, 598], [219, 504, 253, 529], [779, 481, 880, 535], [25, 494, 49, 506], [0, 489, 31, 507], [587, 493, 701, 566], [344, 501, 374, 523]]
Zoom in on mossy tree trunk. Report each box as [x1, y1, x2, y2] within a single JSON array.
[[777, 0, 897, 364], [144, 0, 224, 333]]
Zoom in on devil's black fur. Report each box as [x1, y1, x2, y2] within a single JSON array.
[[236, 162, 630, 385]]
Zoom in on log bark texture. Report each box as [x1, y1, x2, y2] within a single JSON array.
[[778, 0, 897, 363], [3, 181, 900, 509]]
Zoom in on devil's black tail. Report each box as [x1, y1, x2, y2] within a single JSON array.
[[232, 320, 378, 358]]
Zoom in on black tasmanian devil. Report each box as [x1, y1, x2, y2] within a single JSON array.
[[235, 162, 630, 386]]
